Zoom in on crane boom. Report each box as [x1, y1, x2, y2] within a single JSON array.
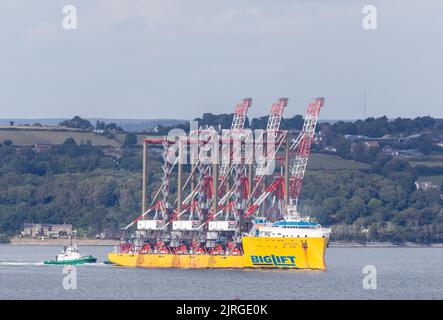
[[243, 97, 324, 219], [243, 177, 283, 217], [219, 98, 252, 178], [255, 98, 288, 176], [287, 97, 325, 217]]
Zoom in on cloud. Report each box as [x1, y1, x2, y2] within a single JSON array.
[[0, 0, 442, 119]]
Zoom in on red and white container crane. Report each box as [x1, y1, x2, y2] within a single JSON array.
[[243, 97, 325, 219]]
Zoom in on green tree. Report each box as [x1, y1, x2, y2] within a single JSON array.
[[60, 116, 92, 130], [95, 120, 106, 130], [368, 198, 383, 212], [335, 136, 352, 158], [387, 171, 417, 193], [123, 133, 138, 147], [412, 134, 435, 155], [105, 123, 123, 131]]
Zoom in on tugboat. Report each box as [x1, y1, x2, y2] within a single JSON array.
[[44, 241, 97, 265]]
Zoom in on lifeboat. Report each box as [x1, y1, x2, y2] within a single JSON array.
[[139, 243, 151, 254], [194, 247, 205, 255], [159, 247, 170, 254], [209, 244, 224, 255], [175, 245, 188, 254]]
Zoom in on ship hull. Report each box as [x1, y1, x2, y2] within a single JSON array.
[[107, 236, 328, 270], [44, 255, 97, 265]]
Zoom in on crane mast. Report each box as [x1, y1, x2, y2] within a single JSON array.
[[127, 96, 325, 254], [219, 98, 252, 178], [207, 98, 288, 224], [243, 97, 325, 219], [157, 99, 253, 232], [287, 97, 325, 218], [255, 98, 288, 176]]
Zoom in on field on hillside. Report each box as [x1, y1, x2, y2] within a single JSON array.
[[307, 153, 369, 170], [0, 129, 374, 172], [0, 129, 161, 147], [409, 159, 443, 187], [417, 175, 443, 186], [114, 133, 160, 145], [0, 129, 122, 147], [409, 160, 443, 167]]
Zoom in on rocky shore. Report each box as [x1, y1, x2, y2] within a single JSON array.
[[9, 237, 120, 246], [329, 241, 443, 247]]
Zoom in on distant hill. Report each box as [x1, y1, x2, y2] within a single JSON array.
[[0, 129, 160, 147], [0, 118, 188, 132]]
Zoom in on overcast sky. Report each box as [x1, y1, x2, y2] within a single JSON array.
[[0, 0, 442, 120]]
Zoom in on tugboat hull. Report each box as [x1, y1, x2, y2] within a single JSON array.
[[44, 255, 97, 265]]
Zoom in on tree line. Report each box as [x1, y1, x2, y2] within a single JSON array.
[[0, 114, 442, 243]]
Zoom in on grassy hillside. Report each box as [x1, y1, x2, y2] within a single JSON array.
[[114, 133, 161, 146], [0, 128, 160, 148], [409, 159, 443, 188], [307, 153, 370, 170], [0, 137, 442, 244], [409, 160, 443, 167], [0, 129, 121, 147], [0, 118, 187, 132], [417, 175, 443, 186]]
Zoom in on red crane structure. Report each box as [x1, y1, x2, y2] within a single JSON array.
[[219, 98, 252, 179], [125, 97, 325, 252], [254, 98, 288, 176], [287, 97, 325, 217], [200, 98, 288, 229], [243, 97, 325, 219], [124, 98, 252, 233]]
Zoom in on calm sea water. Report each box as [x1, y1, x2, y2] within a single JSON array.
[[0, 245, 442, 299]]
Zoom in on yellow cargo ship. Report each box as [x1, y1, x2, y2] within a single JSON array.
[[108, 218, 331, 270], [108, 98, 330, 270]]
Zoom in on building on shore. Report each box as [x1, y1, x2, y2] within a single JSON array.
[[415, 181, 438, 191], [20, 223, 75, 239], [33, 141, 52, 153]]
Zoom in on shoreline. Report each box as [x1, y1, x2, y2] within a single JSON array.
[[7, 237, 120, 246], [4, 238, 443, 247], [329, 241, 443, 248]]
